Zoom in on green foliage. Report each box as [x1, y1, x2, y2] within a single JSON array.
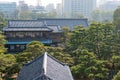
[[0, 53, 16, 79], [71, 49, 108, 80], [66, 26, 86, 53], [112, 56, 120, 70], [18, 11, 58, 20], [66, 22, 117, 60], [64, 22, 119, 79], [113, 7, 120, 30], [92, 10, 113, 22], [0, 32, 7, 54], [46, 46, 74, 65], [17, 41, 45, 63], [0, 13, 7, 31], [61, 26, 71, 44], [112, 71, 120, 80], [17, 41, 74, 65], [0, 21, 119, 80]]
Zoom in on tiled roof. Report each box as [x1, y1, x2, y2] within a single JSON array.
[[3, 20, 62, 32], [47, 25, 62, 33], [3, 18, 88, 31], [38, 18, 89, 30], [3, 27, 52, 31], [17, 52, 74, 80], [8, 20, 46, 27]]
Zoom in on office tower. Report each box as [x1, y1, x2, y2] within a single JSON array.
[[56, 3, 62, 17], [0, 2, 16, 18], [18, 0, 29, 12], [62, 0, 96, 19]]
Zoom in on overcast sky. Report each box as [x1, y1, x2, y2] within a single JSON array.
[[0, 0, 119, 6], [0, 0, 61, 6]]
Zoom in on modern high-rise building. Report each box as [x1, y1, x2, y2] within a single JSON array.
[[62, 0, 96, 19], [18, 0, 29, 12], [0, 2, 16, 18], [56, 3, 62, 17]]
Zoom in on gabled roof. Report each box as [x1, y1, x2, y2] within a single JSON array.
[[17, 52, 74, 80], [37, 18, 89, 30], [3, 20, 62, 32]]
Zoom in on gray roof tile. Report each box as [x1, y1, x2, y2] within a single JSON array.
[[8, 20, 46, 27], [38, 18, 89, 30], [3, 27, 52, 31], [17, 52, 74, 80], [3, 20, 62, 32]]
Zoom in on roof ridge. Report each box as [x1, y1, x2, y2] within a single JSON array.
[[23, 52, 68, 68], [23, 54, 44, 66], [42, 52, 48, 75]]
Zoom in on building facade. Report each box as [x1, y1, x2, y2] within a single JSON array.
[[3, 20, 62, 52], [0, 2, 16, 18], [56, 3, 62, 17], [18, 0, 29, 12], [62, 0, 96, 19]]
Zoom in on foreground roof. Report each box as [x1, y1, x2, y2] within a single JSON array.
[[17, 52, 74, 80]]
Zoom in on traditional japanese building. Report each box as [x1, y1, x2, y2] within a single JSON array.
[[17, 52, 74, 80], [3, 19, 88, 52], [3, 20, 62, 52]]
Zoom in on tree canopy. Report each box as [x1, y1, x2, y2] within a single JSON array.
[[113, 7, 120, 30]]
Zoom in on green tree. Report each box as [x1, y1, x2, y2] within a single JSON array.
[[0, 53, 16, 79], [61, 26, 71, 44], [65, 26, 86, 54], [0, 14, 7, 31], [113, 7, 120, 30], [112, 71, 120, 80], [86, 22, 115, 59], [92, 10, 113, 22], [17, 41, 45, 64], [0, 32, 6, 54], [71, 49, 108, 80], [46, 46, 74, 65]]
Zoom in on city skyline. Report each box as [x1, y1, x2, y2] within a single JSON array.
[[0, 0, 61, 6], [0, 0, 120, 6]]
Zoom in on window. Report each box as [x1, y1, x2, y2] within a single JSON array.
[[20, 45, 25, 50], [10, 45, 14, 50]]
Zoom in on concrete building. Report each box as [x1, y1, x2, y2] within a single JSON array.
[[0, 2, 16, 18], [62, 0, 96, 19], [18, 0, 29, 12], [99, 1, 120, 11], [56, 3, 62, 17]]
